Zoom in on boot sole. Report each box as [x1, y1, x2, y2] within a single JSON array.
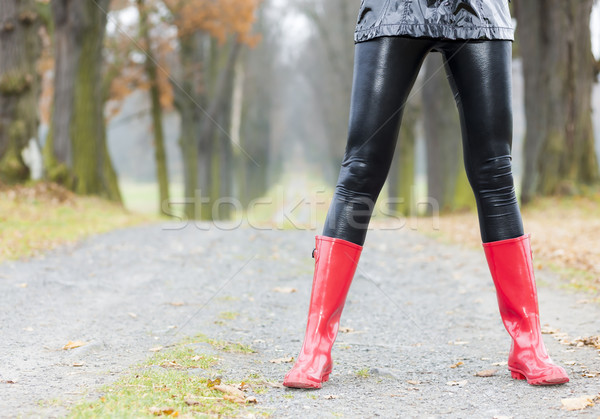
[[283, 373, 329, 389], [510, 369, 569, 385]]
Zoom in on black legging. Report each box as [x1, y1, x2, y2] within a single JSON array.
[[323, 36, 524, 245]]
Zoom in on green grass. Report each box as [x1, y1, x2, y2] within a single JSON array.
[[0, 182, 154, 262], [119, 180, 184, 215], [355, 368, 370, 378], [218, 311, 240, 321], [181, 333, 256, 354], [68, 336, 265, 418]]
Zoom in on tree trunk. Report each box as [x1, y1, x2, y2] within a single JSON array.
[[0, 0, 41, 183], [196, 38, 241, 220], [515, 0, 599, 202], [44, 0, 84, 183], [173, 33, 201, 219], [137, 0, 169, 214], [423, 53, 475, 212], [46, 0, 121, 201]]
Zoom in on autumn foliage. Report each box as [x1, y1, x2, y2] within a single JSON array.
[[164, 0, 262, 46]]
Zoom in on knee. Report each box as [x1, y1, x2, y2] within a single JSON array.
[[335, 156, 387, 203], [467, 155, 518, 206]]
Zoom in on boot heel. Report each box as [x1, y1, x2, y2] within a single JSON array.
[[322, 373, 330, 382], [511, 371, 526, 380]]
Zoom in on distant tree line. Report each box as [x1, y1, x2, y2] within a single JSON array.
[[0, 0, 598, 220]]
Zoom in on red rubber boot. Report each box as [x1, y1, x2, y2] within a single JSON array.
[[483, 234, 569, 385], [283, 236, 362, 389]]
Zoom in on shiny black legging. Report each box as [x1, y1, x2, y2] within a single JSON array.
[[323, 36, 524, 245]]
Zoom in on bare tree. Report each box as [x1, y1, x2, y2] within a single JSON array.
[[515, 0, 599, 203], [0, 0, 41, 183]]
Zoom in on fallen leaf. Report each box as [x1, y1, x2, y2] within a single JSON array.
[[339, 327, 354, 333], [272, 287, 297, 294], [190, 355, 203, 361], [160, 361, 183, 369], [207, 378, 221, 388], [149, 406, 177, 416], [572, 336, 600, 349], [541, 327, 560, 334], [561, 395, 597, 411], [407, 380, 420, 385], [262, 381, 284, 388], [446, 380, 468, 387], [323, 395, 338, 399], [474, 369, 497, 377], [491, 361, 508, 366], [449, 362, 463, 369], [169, 302, 185, 307], [149, 346, 163, 352], [269, 357, 294, 364], [213, 384, 246, 400], [128, 312, 138, 319], [3, 380, 15, 384], [245, 396, 258, 404], [223, 394, 245, 404], [564, 361, 577, 366], [72, 362, 85, 367], [184, 397, 200, 406], [62, 341, 87, 350]]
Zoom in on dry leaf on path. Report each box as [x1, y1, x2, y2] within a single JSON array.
[[184, 397, 200, 406], [245, 396, 258, 404], [62, 341, 87, 350], [169, 302, 185, 307], [262, 381, 284, 388], [149, 346, 163, 352], [407, 380, 420, 385], [474, 369, 497, 377], [207, 378, 221, 387], [72, 362, 85, 367], [339, 327, 356, 333], [449, 362, 463, 369], [272, 287, 297, 294], [149, 406, 178, 416], [160, 361, 183, 369], [323, 395, 338, 399], [213, 384, 246, 400], [269, 357, 294, 364], [128, 312, 137, 319], [561, 395, 597, 411]]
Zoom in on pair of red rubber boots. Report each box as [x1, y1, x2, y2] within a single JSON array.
[[283, 234, 569, 389]]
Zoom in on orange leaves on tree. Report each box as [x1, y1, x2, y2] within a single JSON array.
[[164, 0, 262, 47]]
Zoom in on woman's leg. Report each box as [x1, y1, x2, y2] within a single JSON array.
[[441, 40, 523, 243], [284, 36, 432, 389], [322, 36, 432, 246], [442, 41, 569, 385]]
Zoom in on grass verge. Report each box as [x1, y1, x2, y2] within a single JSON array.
[[411, 195, 600, 294], [69, 338, 267, 418], [0, 182, 154, 262]]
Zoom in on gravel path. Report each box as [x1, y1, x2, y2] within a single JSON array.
[[1, 224, 599, 418]]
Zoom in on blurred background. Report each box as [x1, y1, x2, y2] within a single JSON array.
[[1, 0, 600, 221]]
